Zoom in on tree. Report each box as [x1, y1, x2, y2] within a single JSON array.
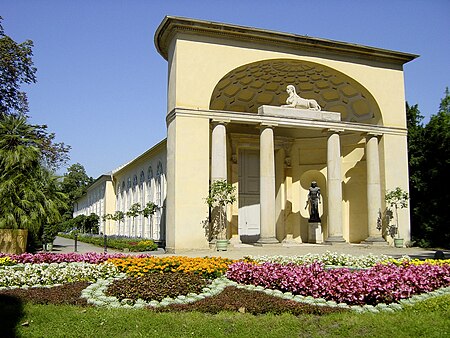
[[84, 213, 100, 234], [61, 163, 94, 208], [385, 187, 409, 239], [141, 202, 158, 237], [406, 102, 426, 246], [0, 18, 71, 250], [0, 17, 70, 170], [112, 211, 125, 236], [0, 115, 67, 227], [205, 180, 236, 240], [126, 203, 142, 237], [418, 88, 450, 248], [408, 89, 450, 248], [0, 16, 36, 116], [0, 114, 68, 249], [102, 213, 113, 235]]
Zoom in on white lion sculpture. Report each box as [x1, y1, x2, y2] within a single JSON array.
[[282, 85, 321, 111]]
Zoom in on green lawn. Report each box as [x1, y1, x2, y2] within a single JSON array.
[[3, 294, 449, 338]]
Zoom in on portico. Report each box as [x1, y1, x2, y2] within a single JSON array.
[[155, 16, 416, 252], [171, 104, 398, 246]]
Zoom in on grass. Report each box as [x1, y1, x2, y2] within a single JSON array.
[[2, 293, 449, 337]]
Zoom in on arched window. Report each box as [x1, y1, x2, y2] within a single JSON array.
[[121, 181, 126, 212], [147, 166, 153, 181], [156, 161, 164, 207], [140, 171, 145, 204], [132, 174, 138, 204], [147, 166, 153, 203]]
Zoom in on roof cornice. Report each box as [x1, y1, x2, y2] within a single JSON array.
[[111, 139, 167, 176], [154, 16, 418, 65]]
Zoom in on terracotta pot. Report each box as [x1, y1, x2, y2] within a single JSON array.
[[0, 229, 28, 254]]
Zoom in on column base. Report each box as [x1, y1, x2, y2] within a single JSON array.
[[255, 236, 279, 245], [325, 236, 346, 245], [361, 236, 388, 246], [229, 234, 242, 246], [282, 234, 303, 246]]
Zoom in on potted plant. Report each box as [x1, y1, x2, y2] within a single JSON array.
[[42, 224, 58, 251], [385, 187, 409, 248], [205, 179, 236, 251]]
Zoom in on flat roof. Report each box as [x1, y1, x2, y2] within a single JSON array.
[[155, 16, 418, 65]]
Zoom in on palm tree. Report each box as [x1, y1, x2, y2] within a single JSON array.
[[0, 113, 41, 173], [0, 114, 67, 248]]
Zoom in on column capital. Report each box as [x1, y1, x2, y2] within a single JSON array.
[[365, 132, 383, 139], [325, 128, 344, 134], [211, 119, 231, 126], [260, 122, 278, 129]]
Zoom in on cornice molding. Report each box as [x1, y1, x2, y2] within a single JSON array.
[[155, 16, 418, 65]]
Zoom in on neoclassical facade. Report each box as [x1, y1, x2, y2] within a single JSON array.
[[76, 17, 417, 252], [74, 141, 167, 245]]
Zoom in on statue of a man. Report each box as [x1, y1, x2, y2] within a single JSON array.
[[305, 181, 321, 222], [282, 85, 321, 111]]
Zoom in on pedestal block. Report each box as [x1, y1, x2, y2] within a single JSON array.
[[308, 222, 323, 244]]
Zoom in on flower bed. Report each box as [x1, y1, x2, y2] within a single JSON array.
[[1, 251, 449, 314], [226, 261, 450, 306], [0, 256, 16, 266], [0, 262, 119, 288], [108, 256, 235, 279], [106, 272, 208, 302], [247, 251, 390, 268], [384, 257, 450, 266], [58, 233, 158, 252], [81, 276, 230, 309], [0, 252, 139, 264]]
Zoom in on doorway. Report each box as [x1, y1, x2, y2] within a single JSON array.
[[238, 149, 260, 242]]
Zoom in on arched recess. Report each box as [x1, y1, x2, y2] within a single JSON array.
[[209, 59, 382, 124], [299, 170, 327, 241]]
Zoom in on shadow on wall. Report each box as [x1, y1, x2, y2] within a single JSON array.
[[343, 164, 368, 243]]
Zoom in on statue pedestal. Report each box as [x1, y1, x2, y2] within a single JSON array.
[[258, 105, 341, 121], [308, 222, 323, 244]]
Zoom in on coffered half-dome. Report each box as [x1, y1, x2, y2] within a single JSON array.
[[210, 59, 382, 124]]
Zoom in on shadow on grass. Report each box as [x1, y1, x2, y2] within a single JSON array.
[[0, 294, 25, 338]]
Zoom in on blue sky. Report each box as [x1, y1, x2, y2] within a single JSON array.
[[2, 0, 449, 178]]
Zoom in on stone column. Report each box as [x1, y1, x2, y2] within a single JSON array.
[[326, 129, 346, 243], [257, 124, 279, 244], [364, 133, 385, 243], [211, 121, 228, 181]]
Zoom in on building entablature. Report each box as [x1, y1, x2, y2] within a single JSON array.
[[167, 106, 407, 137]]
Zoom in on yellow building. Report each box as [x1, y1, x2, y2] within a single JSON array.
[[75, 17, 417, 252], [74, 140, 167, 245]]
